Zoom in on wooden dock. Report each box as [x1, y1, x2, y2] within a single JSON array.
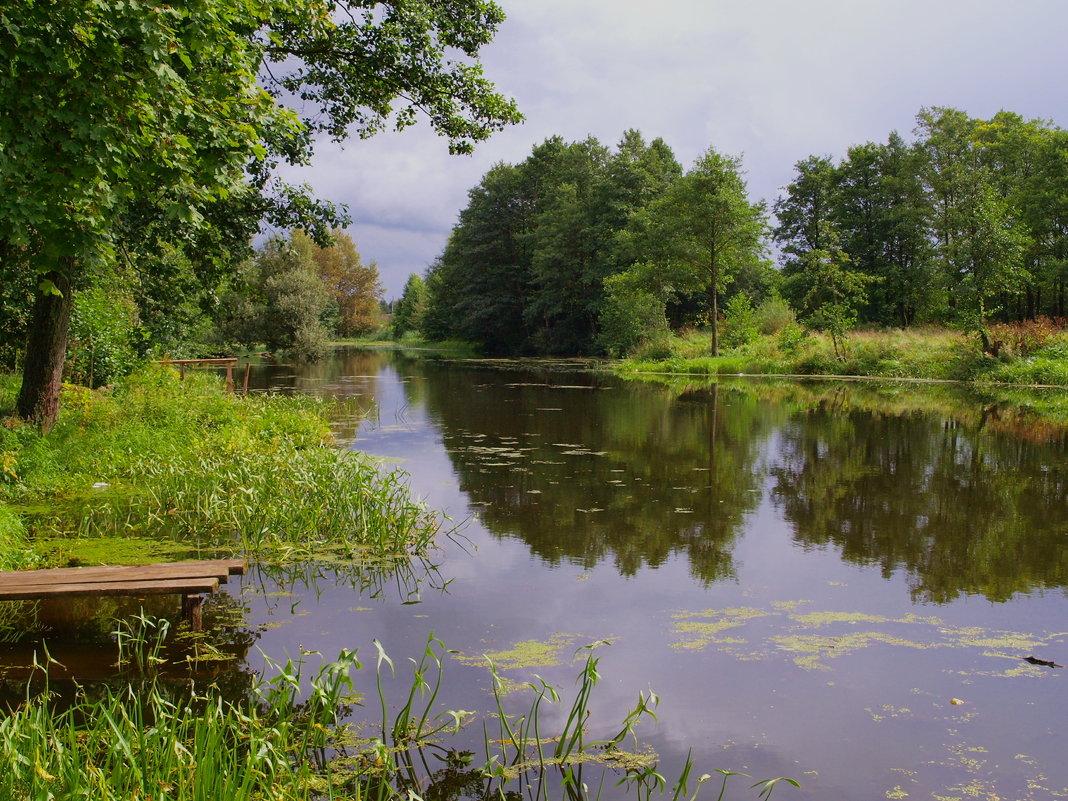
[[0, 558, 247, 630]]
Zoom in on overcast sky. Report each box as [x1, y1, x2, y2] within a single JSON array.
[[278, 0, 1068, 299]]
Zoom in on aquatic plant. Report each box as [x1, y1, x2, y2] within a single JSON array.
[[0, 635, 798, 801], [0, 365, 438, 567]]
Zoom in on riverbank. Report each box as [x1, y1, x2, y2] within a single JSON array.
[[0, 365, 436, 572], [617, 325, 1068, 388], [332, 335, 481, 356]]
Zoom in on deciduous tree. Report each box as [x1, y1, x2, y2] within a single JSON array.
[[627, 148, 768, 355], [1, 0, 520, 428], [392, 274, 428, 339], [312, 230, 383, 337]]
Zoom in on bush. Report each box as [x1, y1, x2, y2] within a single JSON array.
[[776, 323, 810, 355], [598, 276, 668, 358], [631, 331, 675, 362], [66, 285, 140, 388], [722, 293, 758, 348], [987, 317, 1067, 358], [794, 349, 839, 375], [755, 293, 796, 335]]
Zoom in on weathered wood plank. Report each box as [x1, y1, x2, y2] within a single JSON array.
[[0, 558, 246, 588], [0, 577, 220, 600]]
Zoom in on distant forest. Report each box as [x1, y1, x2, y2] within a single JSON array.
[[397, 107, 1068, 357]]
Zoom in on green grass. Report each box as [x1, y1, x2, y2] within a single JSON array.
[[0, 365, 437, 569], [332, 335, 480, 357], [619, 325, 1068, 388], [0, 632, 796, 801]]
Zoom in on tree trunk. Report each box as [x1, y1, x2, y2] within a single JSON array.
[[17, 264, 74, 432], [710, 264, 719, 357]]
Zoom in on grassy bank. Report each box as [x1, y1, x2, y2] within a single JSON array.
[[0, 365, 437, 571], [618, 324, 1068, 388], [332, 335, 481, 357]]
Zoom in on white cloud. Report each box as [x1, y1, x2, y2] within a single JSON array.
[[283, 0, 1068, 298]]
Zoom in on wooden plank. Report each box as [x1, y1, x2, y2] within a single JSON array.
[[0, 577, 220, 600], [0, 559, 246, 588]]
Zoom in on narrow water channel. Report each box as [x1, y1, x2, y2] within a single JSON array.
[[237, 347, 1068, 801]]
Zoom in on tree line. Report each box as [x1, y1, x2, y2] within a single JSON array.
[[396, 107, 1068, 357]]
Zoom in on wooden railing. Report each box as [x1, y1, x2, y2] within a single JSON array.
[[156, 358, 250, 394]]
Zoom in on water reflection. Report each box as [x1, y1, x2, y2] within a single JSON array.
[[771, 398, 1068, 602], [376, 356, 1068, 604], [418, 373, 781, 584]]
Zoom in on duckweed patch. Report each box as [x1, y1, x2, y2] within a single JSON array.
[[34, 534, 189, 566], [457, 633, 580, 671], [670, 606, 772, 651], [670, 603, 1064, 675]]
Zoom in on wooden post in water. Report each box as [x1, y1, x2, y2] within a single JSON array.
[[181, 594, 205, 631]]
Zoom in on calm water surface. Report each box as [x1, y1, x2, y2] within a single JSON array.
[[237, 348, 1068, 801], [8, 347, 1066, 801]]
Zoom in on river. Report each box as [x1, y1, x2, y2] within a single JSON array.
[[234, 347, 1067, 801], [8, 346, 1068, 800]]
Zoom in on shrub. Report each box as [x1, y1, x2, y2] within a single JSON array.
[[987, 317, 1067, 358], [631, 331, 675, 362], [598, 276, 669, 358], [66, 286, 140, 388], [755, 293, 796, 334], [776, 323, 810, 355], [722, 293, 758, 348]]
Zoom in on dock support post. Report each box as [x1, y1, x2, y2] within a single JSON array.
[[181, 594, 205, 631]]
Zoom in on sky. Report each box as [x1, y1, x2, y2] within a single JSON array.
[[278, 0, 1068, 299]]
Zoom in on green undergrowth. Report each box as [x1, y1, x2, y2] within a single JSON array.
[[619, 326, 1068, 388], [334, 336, 481, 357], [0, 365, 437, 569], [1, 631, 797, 801]]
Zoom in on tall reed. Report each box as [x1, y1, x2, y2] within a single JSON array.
[[1, 365, 438, 567], [0, 634, 797, 801]]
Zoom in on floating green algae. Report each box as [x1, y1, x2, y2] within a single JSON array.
[[670, 607, 772, 651], [670, 602, 1064, 675], [37, 535, 188, 566], [455, 633, 580, 671]]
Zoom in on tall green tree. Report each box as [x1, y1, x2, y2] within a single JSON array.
[[426, 161, 534, 353], [522, 138, 613, 353], [627, 148, 768, 355], [773, 155, 838, 309], [833, 135, 935, 325], [257, 232, 332, 360], [426, 131, 681, 355], [873, 132, 938, 325], [946, 180, 1030, 350], [975, 114, 1068, 318], [1, 0, 520, 429], [392, 274, 428, 339]]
